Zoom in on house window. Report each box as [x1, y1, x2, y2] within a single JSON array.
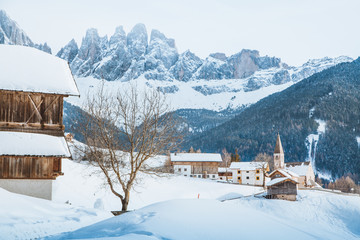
[[184, 168, 187, 171], [246, 176, 249, 179], [178, 168, 181, 172], [212, 175, 215, 178], [256, 170, 260, 174], [237, 170, 240, 174], [256, 176, 260, 180], [207, 175, 210, 178], [184, 175, 187, 177], [246, 171, 249, 173], [237, 177, 241, 180]]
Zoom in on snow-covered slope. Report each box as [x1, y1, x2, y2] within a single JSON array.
[[0, 187, 112, 240], [50, 191, 360, 240], [2, 158, 359, 239], [53, 159, 262, 210], [67, 54, 350, 112]]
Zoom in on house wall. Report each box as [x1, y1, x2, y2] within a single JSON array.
[[0, 156, 62, 179], [231, 169, 265, 186], [174, 164, 192, 177], [218, 172, 232, 181], [0, 91, 64, 136], [0, 179, 53, 200], [172, 162, 219, 179]]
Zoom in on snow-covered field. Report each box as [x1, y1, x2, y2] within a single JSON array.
[[0, 187, 112, 240], [1, 159, 360, 239], [53, 159, 262, 211], [51, 191, 360, 240]]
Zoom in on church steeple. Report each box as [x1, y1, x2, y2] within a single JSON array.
[[273, 133, 285, 169]]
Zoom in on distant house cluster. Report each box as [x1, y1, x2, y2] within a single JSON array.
[[170, 133, 316, 201]]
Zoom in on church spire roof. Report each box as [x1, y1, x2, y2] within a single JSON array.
[[274, 133, 284, 154]]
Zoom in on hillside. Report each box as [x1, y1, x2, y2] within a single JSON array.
[[2, 159, 359, 240], [185, 59, 360, 178], [49, 191, 360, 240]]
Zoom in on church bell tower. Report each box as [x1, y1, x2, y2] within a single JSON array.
[[274, 133, 285, 170]]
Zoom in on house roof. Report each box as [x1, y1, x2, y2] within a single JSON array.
[[266, 177, 298, 187], [229, 162, 268, 171], [274, 133, 284, 154], [0, 131, 71, 157], [0, 45, 80, 96], [285, 162, 311, 176], [170, 153, 222, 162], [269, 169, 299, 178]]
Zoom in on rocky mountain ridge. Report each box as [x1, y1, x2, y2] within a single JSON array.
[[0, 10, 51, 53], [57, 24, 352, 95]]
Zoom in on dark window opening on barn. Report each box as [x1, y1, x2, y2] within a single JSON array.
[[238, 177, 241, 180], [256, 170, 260, 174], [256, 176, 260, 180], [237, 170, 240, 174], [246, 171, 249, 173], [246, 176, 249, 179]]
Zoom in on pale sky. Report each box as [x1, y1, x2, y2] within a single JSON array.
[[2, 0, 360, 66]]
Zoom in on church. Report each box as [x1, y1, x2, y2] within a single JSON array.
[[267, 134, 316, 200]]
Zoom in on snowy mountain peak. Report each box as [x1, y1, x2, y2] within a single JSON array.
[[56, 39, 79, 63], [209, 52, 227, 61], [127, 23, 148, 60], [109, 26, 126, 47], [0, 9, 52, 53]]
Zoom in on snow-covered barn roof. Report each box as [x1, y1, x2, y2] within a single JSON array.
[[285, 162, 311, 176], [229, 162, 268, 171], [0, 131, 71, 157], [266, 177, 298, 187], [0, 45, 80, 96], [170, 153, 222, 162], [269, 169, 299, 178]]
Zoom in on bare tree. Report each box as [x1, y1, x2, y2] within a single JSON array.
[[77, 83, 181, 211], [253, 153, 272, 188], [221, 148, 231, 181]]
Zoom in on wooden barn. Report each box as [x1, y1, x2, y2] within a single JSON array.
[[170, 153, 222, 179], [0, 45, 80, 200], [266, 176, 298, 201]]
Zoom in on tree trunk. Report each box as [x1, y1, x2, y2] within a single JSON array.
[[121, 189, 130, 211]]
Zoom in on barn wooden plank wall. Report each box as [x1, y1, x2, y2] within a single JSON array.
[[267, 181, 297, 195], [0, 156, 62, 179], [0, 91, 64, 135], [172, 161, 219, 174]]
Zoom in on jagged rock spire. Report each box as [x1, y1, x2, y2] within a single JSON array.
[[274, 133, 284, 154]]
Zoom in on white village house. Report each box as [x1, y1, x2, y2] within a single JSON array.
[[229, 161, 269, 186], [170, 153, 222, 179], [0, 45, 79, 200]]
